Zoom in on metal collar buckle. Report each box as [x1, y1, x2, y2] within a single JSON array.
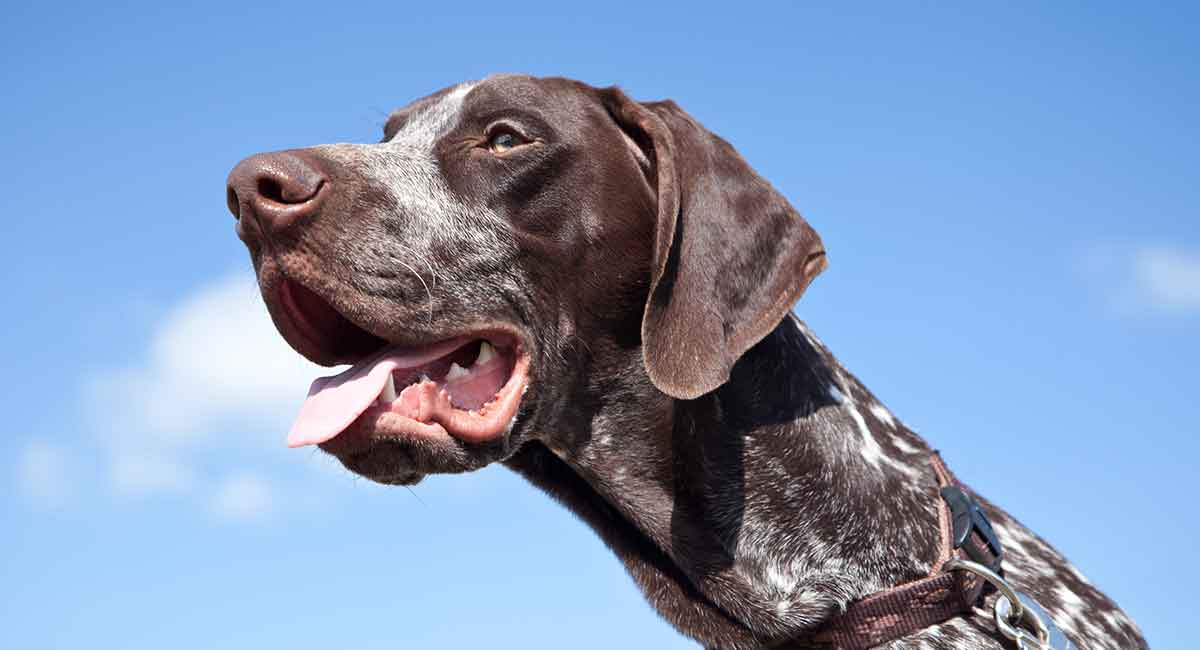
[[941, 485, 1003, 571]]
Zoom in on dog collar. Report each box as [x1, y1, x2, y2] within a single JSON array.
[[777, 453, 1007, 649]]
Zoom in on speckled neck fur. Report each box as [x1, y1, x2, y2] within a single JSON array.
[[507, 314, 1145, 649], [229, 73, 1146, 649]]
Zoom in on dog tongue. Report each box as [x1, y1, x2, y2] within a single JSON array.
[[286, 338, 469, 448]]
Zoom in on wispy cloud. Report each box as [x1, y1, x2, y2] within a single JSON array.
[[110, 451, 196, 497], [1132, 246, 1200, 312], [87, 273, 325, 447], [1076, 243, 1200, 315], [16, 439, 75, 508], [83, 272, 328, 515], [210, 473, 274, 521]]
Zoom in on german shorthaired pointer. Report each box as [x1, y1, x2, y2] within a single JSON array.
[[226, 74, 1146, 649]]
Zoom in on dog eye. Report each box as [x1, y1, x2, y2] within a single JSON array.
[[486, 127, 527, 154]]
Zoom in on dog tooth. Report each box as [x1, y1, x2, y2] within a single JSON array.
[[419, 373, 432, 384], [475, 341, 496, 366], [380, 373, 398, 403], [446, 362, 469, 381]]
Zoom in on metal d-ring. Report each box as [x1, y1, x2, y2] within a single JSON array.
[[945, 558, 1051, 647]]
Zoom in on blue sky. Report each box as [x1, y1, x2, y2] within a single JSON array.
[[2, 2, 1196, 648]]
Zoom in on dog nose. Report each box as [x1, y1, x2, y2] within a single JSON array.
[[226, 151, 326, 235]]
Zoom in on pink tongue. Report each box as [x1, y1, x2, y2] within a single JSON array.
[[286, 338, 469, 448]]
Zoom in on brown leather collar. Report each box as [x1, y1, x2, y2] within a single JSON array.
[[775, 453, 1004, 649]]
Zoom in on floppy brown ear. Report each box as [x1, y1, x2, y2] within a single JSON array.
[[600, 88, 828, 400]]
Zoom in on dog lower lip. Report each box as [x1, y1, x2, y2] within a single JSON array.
[[265, 274, 532, 454]]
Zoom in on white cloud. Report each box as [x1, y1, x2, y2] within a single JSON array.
[[84, 272, 329, 512], [87, 272, 326, 446], [1076, 242, 1200, 315], [211, 473, 273, 520], [16, 439, 74, 508], [1133, 246, 1200, 311], [110, 451, 196, 497]]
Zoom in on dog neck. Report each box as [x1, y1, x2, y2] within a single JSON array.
[[506, 315, 944, 649]]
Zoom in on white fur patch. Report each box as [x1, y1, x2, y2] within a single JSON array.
[[889, 435, 920, 454], [844, 398, 884, 469], [868, 403, 895, 428], [766, 563, 798, 595], [827, 384, 847, 404], [321, 81, 497, 247]]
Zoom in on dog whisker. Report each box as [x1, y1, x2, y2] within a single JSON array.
[[391, 257, 435, 326], [420, 256, 439, 296], [404, 486, 427, 507]]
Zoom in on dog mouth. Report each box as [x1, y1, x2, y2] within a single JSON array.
[[273, 279, 530, 451]]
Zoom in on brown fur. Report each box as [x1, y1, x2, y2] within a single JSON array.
[[227, 74, 1146, 649]]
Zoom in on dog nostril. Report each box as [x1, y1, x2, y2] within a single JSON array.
[[227, 151, 326, 234], [256, 175, 321, 205], [226, 186, 241, 220], [257, 177, 287, 204]]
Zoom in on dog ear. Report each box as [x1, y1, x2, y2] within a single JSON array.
[[600, 87, 828, 400]]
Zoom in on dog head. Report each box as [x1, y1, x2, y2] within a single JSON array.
[[226, 74, 826, 484]]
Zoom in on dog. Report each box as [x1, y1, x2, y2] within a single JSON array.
[[226, 74, 1146, 649]]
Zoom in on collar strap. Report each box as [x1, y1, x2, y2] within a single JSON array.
[[779, 453, 1004, 649]]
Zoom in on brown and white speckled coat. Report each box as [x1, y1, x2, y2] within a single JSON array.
[[228, 74, 1147, 649]]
